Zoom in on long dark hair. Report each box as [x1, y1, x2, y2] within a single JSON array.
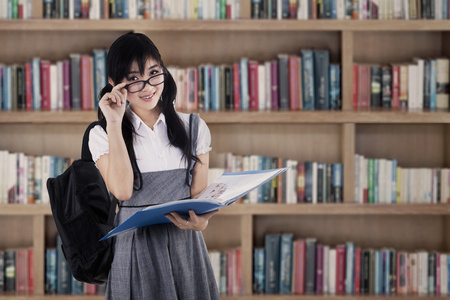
[[98, 32, 197, 190]]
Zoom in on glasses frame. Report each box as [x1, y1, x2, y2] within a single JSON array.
[[123, 72, 167, 93]]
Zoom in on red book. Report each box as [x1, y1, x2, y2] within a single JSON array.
[[80, 56, 93, 110], [248, 60, 259, 110], [233, 63, 241, 111], [270, 60, 279, 110], [315, 244, 324, 294], [293, 240, 306, 294], [28, 248, 34, 293], [353, 247, 361, 294], [25, 63, 32, 110], [358, 64, 371, 108], [15, 248, 29, 293], [391, 64, 400, 108], [288, 56, 301, 110], [235, 248, 242, 294], [85, 283, 97, 295], [353, 64, 358, 108], [335, 244, 346, 295], [63, 60, 71, 110], [40, 60, 51, 110]]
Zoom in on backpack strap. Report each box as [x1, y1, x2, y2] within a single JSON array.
[[81, 119, 107, 162], [186, 113, 199, 187]]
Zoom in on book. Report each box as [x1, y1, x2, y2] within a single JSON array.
[[101, 167, 288, 240]]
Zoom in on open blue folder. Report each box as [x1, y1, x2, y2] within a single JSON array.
[[100, 167, 289, 240]]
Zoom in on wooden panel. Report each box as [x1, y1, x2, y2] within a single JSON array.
[[356, 124, 445, 168], [253, 215, 446, 252], [33, 215, 45, 295], [0, 216, 33, 249], [209, 124, 342, 165], [0, 124, 87, 158], [142, 30, 341, 67], [203, 215, 241, 250], [353, 31, 443, 64]]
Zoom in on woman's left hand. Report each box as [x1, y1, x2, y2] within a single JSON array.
[[165, 209, 219, 231]]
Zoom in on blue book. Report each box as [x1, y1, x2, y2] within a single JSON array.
[[32, 58, 41, 110], [314, 50, 330, 110], [56, 235, 72, 294], [332, 163, 343, 203], [279, 233, 293, 294], [374, 250, 383, 295], [253, 248, 265, 294], [345, 242, 354, 294], [71, 276, 84, 295], [93, 49, 107, 109], [3, 66, 11, 110], [239, 58, 249, 110], [329, 64, 341, 110], [0, 64, 3, 109], [383, 249, 391, 295], [122, 0, 129, 18], [203, 64, 211, 111], [391, 159, 397, 203], [264, 234, 280, 294], [101, 168, 288, 240], [301, 50, 315, 110], [45, 248, 57, 294], [430, 59, 437, 109]]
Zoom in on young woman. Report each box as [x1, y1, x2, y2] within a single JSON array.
[[88, 32, 219, 299]]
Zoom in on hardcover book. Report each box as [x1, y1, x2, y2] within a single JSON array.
[[101, 167, 288, 240]]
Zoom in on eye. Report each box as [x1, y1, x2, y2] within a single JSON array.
[[127, 76, 139, 82], [150, 69, 162, 76]]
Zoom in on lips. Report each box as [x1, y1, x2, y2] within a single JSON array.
[[141, 92, 155, 102]]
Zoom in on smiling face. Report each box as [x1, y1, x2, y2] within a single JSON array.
[[122, 58, 165, 116]]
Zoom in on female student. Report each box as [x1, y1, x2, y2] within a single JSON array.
[[88, 32, 220, 299]]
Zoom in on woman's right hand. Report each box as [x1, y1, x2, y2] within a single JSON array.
[[98, 82, 128, 124]]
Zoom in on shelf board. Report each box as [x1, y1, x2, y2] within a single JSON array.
[[2, 19, 450, 32], [0, 110, 449, 124], [1, 203, 449, 216]]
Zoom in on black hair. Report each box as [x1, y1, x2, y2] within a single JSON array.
[[98, 32, 198, 190]]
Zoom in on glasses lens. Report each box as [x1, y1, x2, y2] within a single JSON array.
[[149, 73, 165, 86], [127, 81, 145, 93]]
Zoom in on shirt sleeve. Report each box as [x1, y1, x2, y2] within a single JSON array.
[[196, 117, 212, 155], [88, 124, 109, 163]]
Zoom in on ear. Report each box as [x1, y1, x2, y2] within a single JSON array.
[[108, 78, 114, 86]]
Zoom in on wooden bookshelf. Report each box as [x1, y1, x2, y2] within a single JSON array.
[[1, 0, 449, 298]]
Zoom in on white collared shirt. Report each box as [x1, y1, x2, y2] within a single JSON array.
[[88, 107, 212, 172]]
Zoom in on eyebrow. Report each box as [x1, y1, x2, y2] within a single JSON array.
[[127, 64, 160, 75]]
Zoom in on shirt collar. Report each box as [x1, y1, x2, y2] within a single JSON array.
[[127, 106, 167, 131]]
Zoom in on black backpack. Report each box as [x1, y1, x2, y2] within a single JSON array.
[[46, 120, 116, 284]]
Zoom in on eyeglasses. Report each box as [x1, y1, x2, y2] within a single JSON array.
[[124, 72, 167, 93]]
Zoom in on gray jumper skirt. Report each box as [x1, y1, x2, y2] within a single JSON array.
[[105, 116, 219, 300]]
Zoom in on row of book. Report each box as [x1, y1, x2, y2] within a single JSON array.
[[209, 248, 243, 295], [0, 0, 32, 19], [0, 50, 108, 111], [255, 233, 450, 295], [41, 0, 241, 20], [354, 154, 450, 204], [353, 58, 450, 110], [0, 236, 104, 294], [252, 0, 450, 20], [0, 150, 73, 205], [173, 50, 341, 112], [223, 153, 343, 204]]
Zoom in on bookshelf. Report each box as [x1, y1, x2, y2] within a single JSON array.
[[1, 1, 450, 299]]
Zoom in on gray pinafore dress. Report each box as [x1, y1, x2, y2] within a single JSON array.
[[105, 115, 219, 300]]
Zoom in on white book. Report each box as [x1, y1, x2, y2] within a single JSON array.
[[34, 156, 42, 204], [336, 0, 345, 19], [50, 64, 58, 110], [409, 252, 418, 294], [0, 150, 8, 204], [248, 155, 259, 204], [379, 158, 386, 203], [41, 155, 51, 204], [264, 61, 272, 110], [402, 0, 409, 19], [385, 159, 392, 204], [298, 0, 308, 20], [57, 61, 64, 110], [441, 254, 448, 295], [323, 245, 330, 294], [129, 0, 137, 19], [345, 242, 354, 294], [312, 162, 318, 204], [407, 63, 418, 110], [8, 153, 17, 204], [413, 58, 424, 109], [440, 169, 449, 203], [328, 248, 336, 294], [418, 251, 429, 295], [258, 64, 266, 111], [361, 156, 368, 203], [436, 58, 449, 109], [286, 159, 298, 204], [354, 154, 361, 203]]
